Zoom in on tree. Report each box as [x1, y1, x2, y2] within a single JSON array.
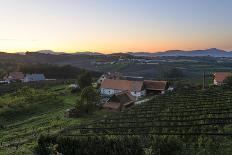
[[224, 75, 232, 87], [165, 68, 184, 79], [78, 72, 92, 89], [151, 136, 183, 155], [76, 86, 100, 114]]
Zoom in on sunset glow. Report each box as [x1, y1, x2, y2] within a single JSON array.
[[0, 0, 232, 53]]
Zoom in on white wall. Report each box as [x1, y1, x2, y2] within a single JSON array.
[[101, 88, 122, 96], [101, 88, 145, 100], [131, 90, 145, 98], [214, 79, 220, 85]]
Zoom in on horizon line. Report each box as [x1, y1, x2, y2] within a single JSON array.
[[1, 47, 232, 54]]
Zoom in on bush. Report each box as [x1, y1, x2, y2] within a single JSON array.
[[37, 135, 144, 155], [151, 136, 183, 155], [76, 86, 100, 114]]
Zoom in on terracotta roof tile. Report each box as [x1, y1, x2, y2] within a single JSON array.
[[144, 80, 167, 91], [103, 91, 135, 110], [214, 72, 232, 83], [101, 79, 144, 92], [8, 72, 24, 80]]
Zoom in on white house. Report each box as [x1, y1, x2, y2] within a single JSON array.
[[23, 74, 45, 82], [100, 79, 145, 100]]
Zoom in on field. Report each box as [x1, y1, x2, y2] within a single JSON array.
[[0, 83, 109, 155], [39, 88, 232, 154], [1, 53, 232, 84]]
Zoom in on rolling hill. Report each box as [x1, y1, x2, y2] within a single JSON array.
[[130, 48, 232, 57]]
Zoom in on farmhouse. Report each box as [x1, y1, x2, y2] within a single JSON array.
[[23, 74, 46, 82], [103, 91, 135, 111], [100, 79, 145, 99], [4, 72, 24, 82], [213, 72, 232, 86], [144, 80, 168, 94]]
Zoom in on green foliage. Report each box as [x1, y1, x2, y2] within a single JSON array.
[[150, 136, 183, 155], [0, 80, 70, 95], [63, 88, 232, 155], [78, 72, 93, 89], [20, 63, 101, 79], [0, 86, 81, 154], [76, 86, 100, 114], [164, 68, 184, 79], [37, 135, 143, 155], [224, 75, 232, 87], [0, 87, 63, 125]]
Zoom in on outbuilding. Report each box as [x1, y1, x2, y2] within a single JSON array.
[[103, 91, 135, 111], [144, 80, 168, 95]]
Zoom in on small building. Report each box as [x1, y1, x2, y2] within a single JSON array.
[[23, 74, 45, 82], [214, 72, 232, 86], [4, 72, 24, 82], [100, 79, 145, 100], [144, 80, 168, 95], [103, 91, 135, 111]]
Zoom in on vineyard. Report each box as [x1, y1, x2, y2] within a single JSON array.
[[62, 89, 232, 136], [39, 89, 232, 155], [0, 84, 111, 155]]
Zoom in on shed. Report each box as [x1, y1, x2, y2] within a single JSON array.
[[103, 91, 135, 111], [144, 80, 168, 94]]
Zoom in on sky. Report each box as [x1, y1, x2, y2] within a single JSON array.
[[0, 0, 232, 53]]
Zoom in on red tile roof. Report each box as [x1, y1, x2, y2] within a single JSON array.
[[7, 72, 24, 80], [103, 91, 135, 111], [101, 79, 144, 92], [214, 72, 232, 83], [144, 80, 167, 91]]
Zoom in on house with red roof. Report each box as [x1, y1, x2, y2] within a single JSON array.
[[213, 72, 232, 86], [103, 91, 135, 111], [100, 79, 145, 100], [143, 80, 168, 94], [4, 72, 24, 82]]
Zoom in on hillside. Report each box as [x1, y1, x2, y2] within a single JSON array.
[[130, 48, 232, 57], [1, 51, 232, 82], [0, 84, 110, 154], [39, 88, 232, 154]]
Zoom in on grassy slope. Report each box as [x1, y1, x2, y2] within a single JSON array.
[[0, 85, 109, 155]]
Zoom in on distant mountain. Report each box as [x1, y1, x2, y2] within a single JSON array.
[[3, 48, 232, 57], [73, 51, 104, 56], [16, 50, 104, 56], [35, 50, 66, 55], [108, 53, 134, 58], [129, 48, 232, 57]]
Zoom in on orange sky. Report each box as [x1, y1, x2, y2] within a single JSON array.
[[0, 0, 232, 53]]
